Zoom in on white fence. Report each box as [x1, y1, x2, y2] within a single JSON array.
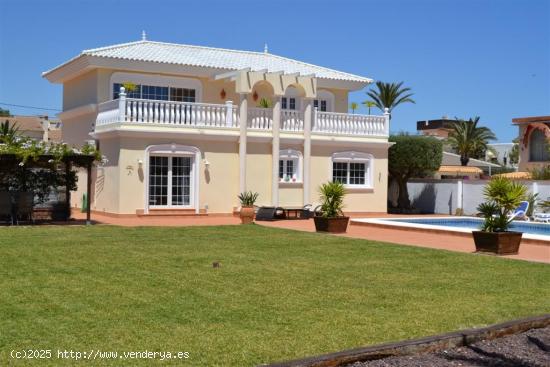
[[407, 179, 548, 215]]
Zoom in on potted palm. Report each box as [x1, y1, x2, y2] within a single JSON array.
[[473, 177, 527, 255], [313, 182, 349, 233], [238, 191, 259, 224]]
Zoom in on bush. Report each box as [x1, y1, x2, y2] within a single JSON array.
[[318, 181, 345, 218], [238, 191, 259, 206], [477, 177, 527, 232]]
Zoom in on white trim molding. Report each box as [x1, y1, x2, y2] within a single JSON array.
[[331, 151, 374, 189], [110, 72, 203, 102], [279, 148, 303, 183], [143, 144, 201, 214]]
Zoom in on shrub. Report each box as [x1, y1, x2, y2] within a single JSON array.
[[477, 177, 527, 232], [238, 191, 259, 206], [318, 181, 345, 218]]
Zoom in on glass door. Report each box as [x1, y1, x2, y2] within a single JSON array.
[[149, 156, 193, 207]]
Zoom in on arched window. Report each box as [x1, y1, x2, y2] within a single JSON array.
[[331, 151, 373, 188], [529, 129, 549, 162], [279, 149, 302, 183]]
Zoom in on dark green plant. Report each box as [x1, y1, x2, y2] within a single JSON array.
[[388, 134, 443, 209], [446, 117, 496, 166], [477, 177, 527, 232], [318, 181, 345, 218], [366, 81, 415, 117], [238, 191, 259, 206], [529, 165, 550, 180], [258, 98, 272, 108], [526, 192, 539, 217], [0, 120, 20, 144], [508, 137, 519, 165], [0, 108, 11, 117]]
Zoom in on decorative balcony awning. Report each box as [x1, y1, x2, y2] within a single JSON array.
[[213, 68, 317, 98]]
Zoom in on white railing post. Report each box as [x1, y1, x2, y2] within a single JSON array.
[[384, 107, 390, 136], [118, 87, 127, 122], [225, 100, 234, 127]]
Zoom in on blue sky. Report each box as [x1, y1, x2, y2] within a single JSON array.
[[0, 0, 548, 142]]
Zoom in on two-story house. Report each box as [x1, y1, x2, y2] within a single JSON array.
[[43, 36, 391, 216]]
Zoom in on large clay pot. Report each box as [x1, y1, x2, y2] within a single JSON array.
[[472, 231, 522, 255], [240, 206, 255, 224], [313, 216, 350, 233]]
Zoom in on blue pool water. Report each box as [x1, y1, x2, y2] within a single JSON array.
[[388, 217, 550, 237]]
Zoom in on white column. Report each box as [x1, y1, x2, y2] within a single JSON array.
[[457, 179, 463, 215], [303, 99, 313, 205], [272, 96, 281, 206], [118, 87, 127, 122], [239, 94, 248, 194], [384, 107, 390, 136], [225, 100, 234, 127]]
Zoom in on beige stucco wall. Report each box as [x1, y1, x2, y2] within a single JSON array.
[[82, 137, 388, 215], [309, 145, 388, 213], [89, 137, 240, 214]]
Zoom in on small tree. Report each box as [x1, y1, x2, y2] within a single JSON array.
[[366, 81, 415, 118], [389, 134, 443, 209], [508, 137, 519, 165], [362, 100, 377, 115], [477, 177, 527, 232], [349, 102, 358, 114], [0, 108, 11, 117]]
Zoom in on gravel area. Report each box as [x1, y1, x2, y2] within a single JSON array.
[[348, 326, 550, 367]]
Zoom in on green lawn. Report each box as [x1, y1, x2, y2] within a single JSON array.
[[1, 225, 549, 366]]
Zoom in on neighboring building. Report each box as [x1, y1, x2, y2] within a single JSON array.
[[438, 151, 500, 178], [512, 115, 550, 172], [42, 36, 391, 216], [416, 117, 456, 139], [2, 115, 62, 142], [485, 142, 516, 168]]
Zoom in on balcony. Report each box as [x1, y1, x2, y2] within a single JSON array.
[[95, 98, 389, 138]]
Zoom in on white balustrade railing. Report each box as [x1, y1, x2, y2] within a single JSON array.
[[96, 100, 121, 126], [314, 111, 388, 136], [95, 96, 389, 137], [124, 98, 237, 128], [247, 107, 272, 130], [281, 110, 304, 131]]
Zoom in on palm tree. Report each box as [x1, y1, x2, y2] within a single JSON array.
[[446, 117, 496, 166], [366, 81, 415, 118], [349, 102, 358, 114], [362, 100, 377, 115], [0, 120, 19, 144]]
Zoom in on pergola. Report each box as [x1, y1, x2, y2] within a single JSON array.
[[0, 153, 95, 224]]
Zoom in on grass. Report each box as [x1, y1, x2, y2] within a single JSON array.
[[0, 224, 549, 366]]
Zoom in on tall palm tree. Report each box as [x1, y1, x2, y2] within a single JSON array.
[[446, 117, 496, 166], [366, 81, 415, 118], [349, 102, 358, 114], [362, 100, 377, 115]]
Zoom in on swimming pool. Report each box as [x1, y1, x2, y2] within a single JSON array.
[[352, 217, 550, 241]]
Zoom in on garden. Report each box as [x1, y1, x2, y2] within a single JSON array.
[[1, 224, 548, 366]]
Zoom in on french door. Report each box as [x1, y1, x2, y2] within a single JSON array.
[[149, 155, 193, 207]]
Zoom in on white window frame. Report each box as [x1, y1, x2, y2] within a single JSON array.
[[282, 86, 301, 111], [314, 90, 335, 112], [279, 149, 302, 183], [330, 151, 373, 189], [144, 144, 201, 214], [110, 72, 203, 102]]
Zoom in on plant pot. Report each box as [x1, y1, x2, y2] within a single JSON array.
[[240, 206, 255, 224], [472, 231, 522, 255], [314, 216, 350, 233]]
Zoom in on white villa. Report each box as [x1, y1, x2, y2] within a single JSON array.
[[43, 35, 391, 216]]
